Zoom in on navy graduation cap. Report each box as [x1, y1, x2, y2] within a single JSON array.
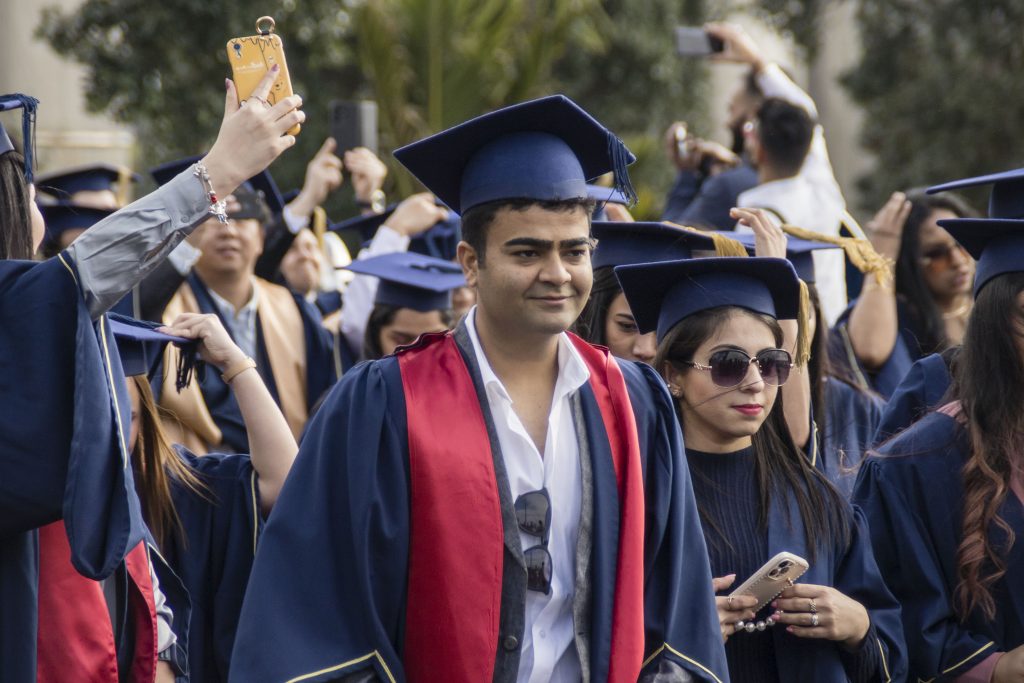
[[108, 314, 199, 390], [329, 204, 463, 261], [615, 257, 802, 343], [393, 95, 636, 215], [592, 221, 718, 269], [150, 155, 286, 216], [35, 163, 139, 203], [727, 232, 842, 283], [40, 201, 112, 242], [929, 167, 1024, 296], [0, 93, 40, 181], [344, 252, 466, 312]]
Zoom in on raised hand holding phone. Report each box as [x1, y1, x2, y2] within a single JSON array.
[[203, 67, 304, 200], [227, 16, 301, 135]]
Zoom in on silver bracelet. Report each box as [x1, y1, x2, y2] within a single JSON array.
[[193, 160, 228, 223]]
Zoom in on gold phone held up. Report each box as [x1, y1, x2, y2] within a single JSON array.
[[227, 16, 300, 136]]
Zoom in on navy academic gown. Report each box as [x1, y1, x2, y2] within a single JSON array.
[[853, 412, 1024, 680], [0, 255, 149, 680], [829, 299, 920, 399], [158, 447, 262, 683], [182, 273, 336, 451], [871, 352, 952, 445], [229, 324, 727, 683], [817, 377, 885, 499]]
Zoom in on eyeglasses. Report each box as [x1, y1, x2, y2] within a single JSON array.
[[919, 242, 969, 269], [515, 489, 552, 595], [679, 348, 793, 388]]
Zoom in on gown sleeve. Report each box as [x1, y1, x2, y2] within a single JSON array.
[[228, 359, 411, 683], [621, 361, 730, 683]]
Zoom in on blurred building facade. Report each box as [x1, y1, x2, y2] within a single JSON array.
[[0, 0, 136, 175]]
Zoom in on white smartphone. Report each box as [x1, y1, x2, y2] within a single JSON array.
[[728, 551, 809, 612]]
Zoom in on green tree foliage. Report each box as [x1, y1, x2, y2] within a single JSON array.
[[37, 0, 711, 218], [842, 0, 1024, 210]]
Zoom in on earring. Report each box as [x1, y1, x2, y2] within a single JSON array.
[[668, 385, 681, 397]]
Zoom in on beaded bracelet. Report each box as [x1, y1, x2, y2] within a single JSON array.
[[194, 160, 229, 223]]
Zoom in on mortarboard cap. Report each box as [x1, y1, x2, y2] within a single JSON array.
[[393, 95, 636, 215], [726, 232, 842, 284], [928, 167, 1024, 222], [150, 156, 285, 217], [328, 207, 393, 243], [615, 257, 802, 343], [344, 251, 466, 312], [329, 202, 463, 261], [592, 221, 718, 269], [108, 314, 200, 391], [40, 201, 112, 242], [928, 167, 1024, 296], [0, 93, 40, 182], [35, 163, 139, 205], [588, 184, 630, 221]]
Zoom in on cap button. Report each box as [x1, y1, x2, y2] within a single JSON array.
[[502, 635, 519, 651]]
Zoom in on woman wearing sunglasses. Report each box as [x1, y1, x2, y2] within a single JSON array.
[[854, 169, 1024, 683], [615, 255, 905, 682], [831, 189, 976, 399]]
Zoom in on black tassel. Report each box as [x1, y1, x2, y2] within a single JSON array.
[[175, 345, 200, 393], [5, 94, 39, 182], [607, 131, 638, 207]]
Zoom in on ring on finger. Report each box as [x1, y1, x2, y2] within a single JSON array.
[[810, 613, 819, 627], [809, 599, 817, 613], [245, 95, 270, 108]]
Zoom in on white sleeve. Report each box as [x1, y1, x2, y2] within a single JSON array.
[[149, 559, 177, 654], [66, 166, 211, 319], [339, 225, 411, 355], [282, 204, 309, 234]]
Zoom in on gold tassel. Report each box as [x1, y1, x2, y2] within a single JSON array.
[[796, 279, 812, 367], [116, 165, 132, 208], [663, 221, 750, 257], [312, 205, 327, 250], [780, 223, 893, 286]]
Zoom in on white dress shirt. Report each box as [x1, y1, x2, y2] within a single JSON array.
[[339, 225, 411, 355], [466, 308, 590, 683], [207, 278, 260, 360], [737, 63, 848, 325]]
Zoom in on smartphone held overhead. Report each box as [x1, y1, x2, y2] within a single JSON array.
[[675, 26, 724, 57], [227, 16, 301, 136]]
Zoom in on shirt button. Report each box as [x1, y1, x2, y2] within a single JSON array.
[[502, 635, 519, 651]]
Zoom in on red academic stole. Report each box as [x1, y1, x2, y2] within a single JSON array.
[[398, 332, 646, 682], [37, 522, 158, 683]]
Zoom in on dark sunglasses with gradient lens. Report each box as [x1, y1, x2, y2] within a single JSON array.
[[515, 489, 553, 594], [919, 241, 968, 270], [680, 348, 793, 388]]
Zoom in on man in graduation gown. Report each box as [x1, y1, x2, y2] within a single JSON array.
[[149, 160, 336, 453], [231, 95, 727, 683]]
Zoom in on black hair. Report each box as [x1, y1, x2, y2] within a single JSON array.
[[460, 197, 596, 265], [755, 98, 814, 178], [655, 306, 851, 561], [362, 303, 456, 361], [0, 151, 35, 260], [573, 265, 621, 345], [895, 188, 977, 356]]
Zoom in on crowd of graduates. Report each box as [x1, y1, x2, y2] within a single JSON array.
[[1, 19, 1022, 683]]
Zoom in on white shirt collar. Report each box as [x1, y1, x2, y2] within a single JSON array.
[[206, 277, 260, 321], [465, 306, 590, 405]]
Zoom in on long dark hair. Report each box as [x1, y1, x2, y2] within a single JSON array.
[[129, 375, 209, 549], [655, 306, 851, 560], [362, 304, 456, 360], [895, 189, 976, 355], [574, 266, 620, 345], [953, 271, 1024, 620], [0, 151, 35, 260]]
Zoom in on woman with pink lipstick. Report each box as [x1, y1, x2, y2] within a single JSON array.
[[615, 255, 906, 682]]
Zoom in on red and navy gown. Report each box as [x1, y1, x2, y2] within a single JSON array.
[[229, 321, 728, 683]]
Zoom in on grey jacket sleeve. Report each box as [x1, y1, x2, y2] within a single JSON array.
[[65, 165, 212, 319]]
